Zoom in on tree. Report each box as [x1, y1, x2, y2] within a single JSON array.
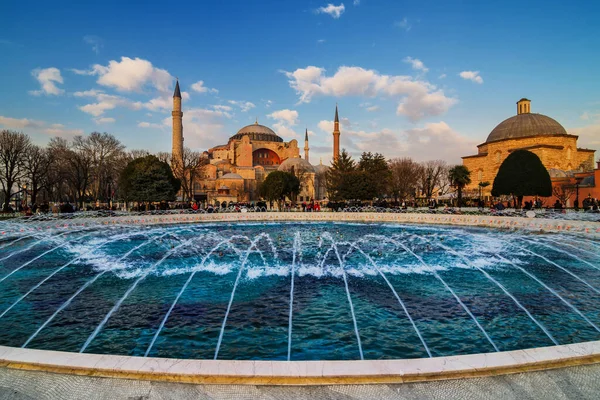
[[478, 181, 490, 200], [552, 183, 575, 207], [448, 165, 471, 207], [258, 171, 300, 209], [358, 152, 390, 200], [118, 155, 180, 207], [174, 147, 207, 201], [22, 145, 53, 205], [79, 132, 126, 202], [491, 150, 552, 208], [388, 157, 420, 203], [0, 130, 31, 211], [418, 160, 447, 199], [326, 149, 356, 201]]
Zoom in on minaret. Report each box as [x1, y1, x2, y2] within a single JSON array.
[[304, 128, 310, 162], [172, 80, 184, 168], [332, 104, 340, 162]]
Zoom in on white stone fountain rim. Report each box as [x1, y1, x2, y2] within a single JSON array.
[[1, 341, 600, 385], [12, 212, 600, 239]]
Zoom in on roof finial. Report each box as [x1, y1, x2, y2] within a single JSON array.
[[255, 117, 258, 125]]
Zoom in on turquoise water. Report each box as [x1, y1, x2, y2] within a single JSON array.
[[0, 221, 599, 360]]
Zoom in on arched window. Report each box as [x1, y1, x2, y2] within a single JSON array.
[[478, 170, 483, 180], [566, 147, 572, 160], [495, 151, 501, 163]]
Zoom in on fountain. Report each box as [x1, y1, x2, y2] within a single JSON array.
[[0, 213, 599, 383]]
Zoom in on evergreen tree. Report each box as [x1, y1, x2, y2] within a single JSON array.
[[358, 152, 390, 200], [491, 149, 552, 208], [118, 155, 180, 207]]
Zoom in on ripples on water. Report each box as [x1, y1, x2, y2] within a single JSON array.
[[0, 221, 599, 360]]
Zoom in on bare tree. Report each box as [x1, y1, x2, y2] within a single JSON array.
[[0, 130, 31, 211], [156, 152, 172, 164], [175, 147, 205, 201], [22, 145, 53, 205], [129, 149, 150, 160], [387, 157, 420, 203], [418, 160, 447, 199], [552, 183, 575, 207]]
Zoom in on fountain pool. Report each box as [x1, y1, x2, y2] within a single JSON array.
[[0, 220, 599, 362]]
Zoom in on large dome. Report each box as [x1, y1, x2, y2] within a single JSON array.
[[278, 157, 315, 173], [486, 113, 567, 144], [230, 122, 283, 142]]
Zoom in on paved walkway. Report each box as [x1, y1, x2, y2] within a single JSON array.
[[1, 364, 600, 399]]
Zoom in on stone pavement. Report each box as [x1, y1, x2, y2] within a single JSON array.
[[1, 364, 600, 400]]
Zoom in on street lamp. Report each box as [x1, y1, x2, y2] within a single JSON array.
[[22, 183, 27, 208]]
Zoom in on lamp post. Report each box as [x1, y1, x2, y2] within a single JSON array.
[[22, 183, 27, 208]]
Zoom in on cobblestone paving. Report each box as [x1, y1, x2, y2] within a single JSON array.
[[1, 365, 600, 399]]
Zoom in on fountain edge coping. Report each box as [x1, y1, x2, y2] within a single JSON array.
[[20, 212, 600, 239], [1, 341, 600, 385]]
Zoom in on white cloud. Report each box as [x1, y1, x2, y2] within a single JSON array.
[[94, 117, 115, 124], [212, 105, 232, 112], [228, 100, 256, 112], [283, 65, 457, 121], [191, 80, 218, 94], [74, 57, 173, 93], [73, 89, 103, 97], [43, 127, 84, 137], [138, 121, 163, 129], [404, 57, 428, 73], [0, 116, 82, 138], [367, 105, 379, 112], [317, 3, 345, 19], [569, 123, 600, 155], [438, 73, 447, 79], [78, 93, 142, 117], [0, 116, 45, 129], [265, 100, 273, 108], [317, 39, 326, 44], [394, 18, 411, 31], [353, 0, 360, 4], [318, 118, 475, 163], [160, 107, 231, 149], [83, 35, 103, 54], [29, 67, 64, 96], [268, 109, 299, 125], [459, 70, 483, 84]]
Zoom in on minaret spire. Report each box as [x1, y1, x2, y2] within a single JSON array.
[[173, 79, 182, 98], [172, 80, 184, 169], [332, 104, 340, 162], [304, 128, 310, 162]]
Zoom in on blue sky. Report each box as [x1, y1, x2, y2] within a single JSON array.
[[1, 0, 599, 164]]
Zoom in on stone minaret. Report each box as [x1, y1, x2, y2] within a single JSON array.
[[172, 80, 184, 168], [517, 98, 531, 115], [332, 104, 340, 162], [304, 128, 310, 162]]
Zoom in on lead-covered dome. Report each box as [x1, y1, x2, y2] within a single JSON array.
[[278, 157, 315, 173], [486, 113, 567, 144], [230, 122, 283, 142]]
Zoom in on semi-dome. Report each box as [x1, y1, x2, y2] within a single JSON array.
[[221, 173, 243, 180], [278, 157, 315, 173], [230, 121, 283, 143], [313, 162, 329, 174], [485, 113, 567, 143]]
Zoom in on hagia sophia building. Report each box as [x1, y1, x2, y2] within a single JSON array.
[[462, 98, 598, 202], [171, 81, 335, 205]]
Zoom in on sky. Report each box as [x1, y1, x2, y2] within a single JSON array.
[[1, 0, 600, 166]]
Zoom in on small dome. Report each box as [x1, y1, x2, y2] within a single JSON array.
[[313, 163, 329, 174], [278, 157, 315, 173], [230, 122, 283, 142], [486, 113, 567, 143], [547, 168, 567, 178], [221, 173, 243, 180]]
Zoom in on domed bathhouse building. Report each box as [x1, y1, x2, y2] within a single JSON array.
[[171, 81, 336, 205], [462, 98, 596, 199]]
